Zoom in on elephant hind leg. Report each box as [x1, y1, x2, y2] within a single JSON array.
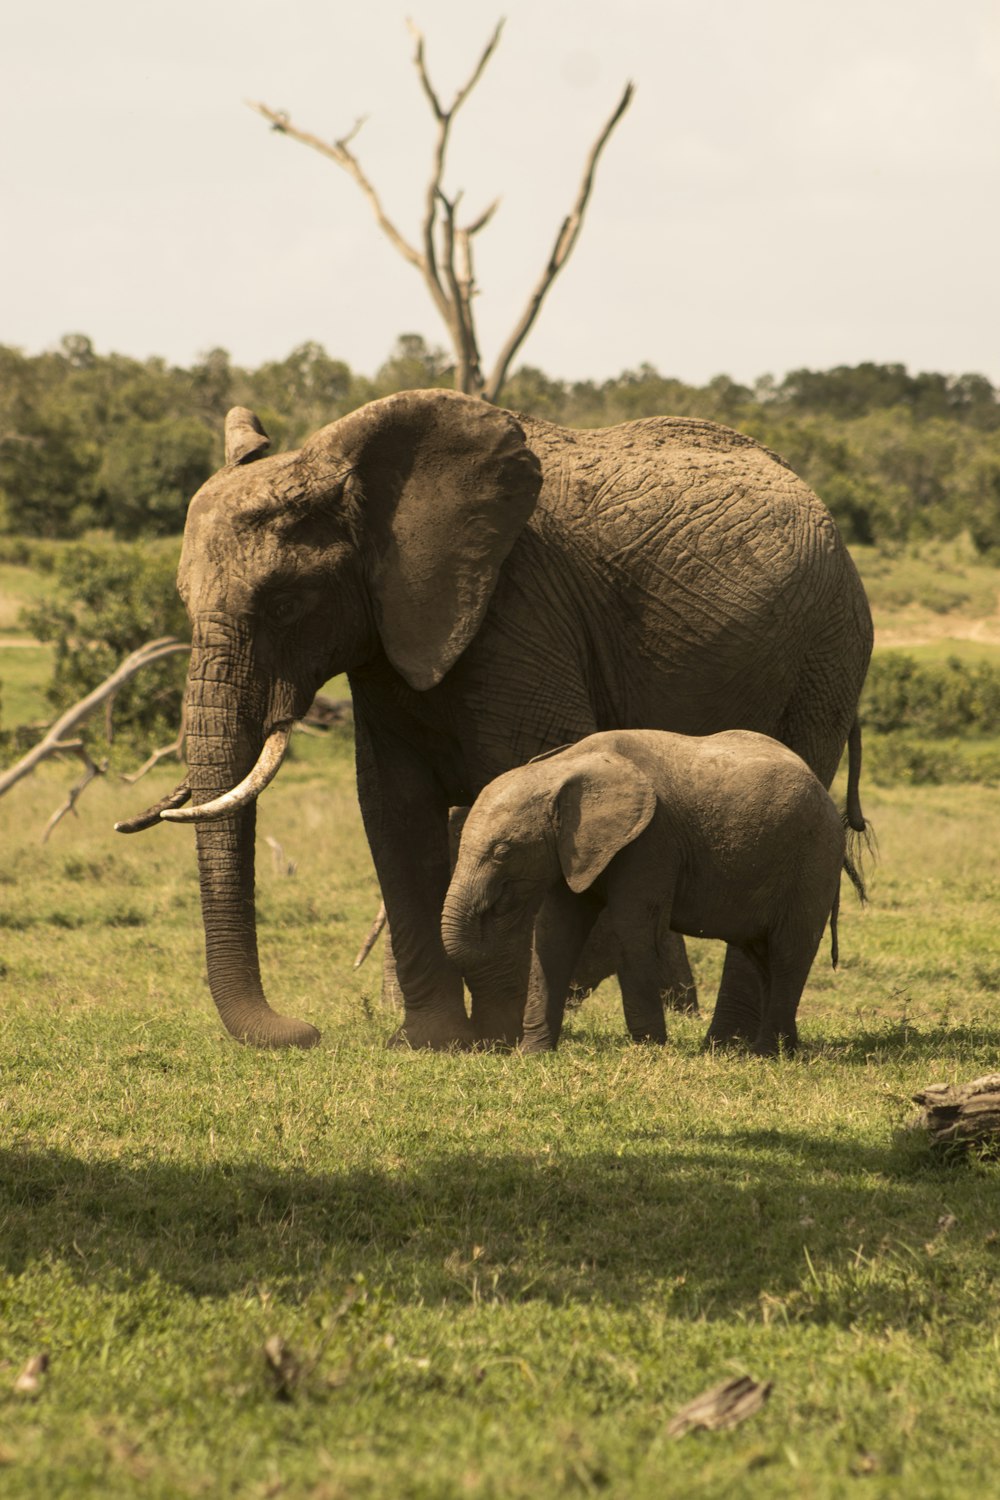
[[751, 922, 827, 1057], [703, 943, 764, 1049], [660, 929, 698, 1013], [775, 649, 866, 794]]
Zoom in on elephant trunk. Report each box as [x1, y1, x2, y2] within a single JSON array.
[[441, 893, 531, 1046], [440, 890, 490, 973], [185, 631, 319, 1049]]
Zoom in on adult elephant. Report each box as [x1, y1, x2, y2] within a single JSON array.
[[118, 390, 872, 1051]]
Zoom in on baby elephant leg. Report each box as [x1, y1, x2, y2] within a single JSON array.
[[604, 871, 675, 1044], [521, 885, 599, 1053], [660, 930, 698, 1013], [616, 950, 669, 1043], [752, 923, 827, 1057]]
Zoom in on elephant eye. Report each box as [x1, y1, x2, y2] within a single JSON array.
[[265, 593, 304, 626], [490, 840, 512, 863]]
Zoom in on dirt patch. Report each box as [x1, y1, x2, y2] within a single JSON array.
[[874, 612, 1000, 650]]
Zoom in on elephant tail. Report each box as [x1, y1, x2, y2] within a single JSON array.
[[833, 816, 870, 969], [842, 716, 876, 900], [845, 717, 868, 833]]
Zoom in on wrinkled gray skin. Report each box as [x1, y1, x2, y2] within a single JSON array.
[[121, 388, 871, 1051], [443, 805, 698, 1028], [442, 730, 848, 1056]]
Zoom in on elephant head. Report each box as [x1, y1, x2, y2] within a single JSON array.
[[441, 747, 657, 990], [118, 390, 542, 1048]]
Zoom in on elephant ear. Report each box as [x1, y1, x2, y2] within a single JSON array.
[[554, 751, 657, 893], [225, 407, 271, 466], [313, 390, 542, 690]]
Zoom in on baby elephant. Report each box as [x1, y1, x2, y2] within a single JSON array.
[[441, 729, 859, 1056]]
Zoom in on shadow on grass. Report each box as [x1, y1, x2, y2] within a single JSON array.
[[0, 1124, 995, 1328], [804, 1020, 1000, 1062]]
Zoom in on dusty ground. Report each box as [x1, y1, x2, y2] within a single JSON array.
[[874, 600, 1000, 649]]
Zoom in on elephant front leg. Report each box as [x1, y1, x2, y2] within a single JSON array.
[[354, 716, 472, 1051], [466, 938, 534, 1048], [521, 886, 600, 1052], [604, 867, 674, 1044], [616, 951, 669, 1044]]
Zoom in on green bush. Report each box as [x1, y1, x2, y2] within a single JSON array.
[[865, 733, 1000, 786], [21, 539, 188, 746], [861, 653, 1000, 736]]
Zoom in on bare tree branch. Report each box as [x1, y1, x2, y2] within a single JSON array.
[[463, 197, 500, 238], [353, 900, 387, 969], [437, 190, 484, 395], [264, 834, 297, 878], [484, 81, 634, 402], [42, 744, 108, 843], [0, 638, 190, 801], [408, 18, 504, 120], [246, 99, 429, 278], [122, 700, 187, 784], [249, 24, 630, 400]]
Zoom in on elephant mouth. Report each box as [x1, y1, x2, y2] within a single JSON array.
[[160, 723, 293, 825]]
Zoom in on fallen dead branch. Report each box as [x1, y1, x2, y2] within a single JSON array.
[[353, 900, 387, 969], [41, 745, 109, 843], [0, 637, 190, 835], [121, 702, 187, 784]]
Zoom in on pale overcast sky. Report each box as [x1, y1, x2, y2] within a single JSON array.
[[5, 0, 999, 386]]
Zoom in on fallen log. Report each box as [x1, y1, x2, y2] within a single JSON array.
[[910, 1074, 1000, 1152]]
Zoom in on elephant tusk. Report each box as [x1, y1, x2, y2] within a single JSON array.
[[160, 726, 292, 824], [115, 782, 192, 833]]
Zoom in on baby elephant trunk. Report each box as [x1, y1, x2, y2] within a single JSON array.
[[440, 887, 534, 1047]]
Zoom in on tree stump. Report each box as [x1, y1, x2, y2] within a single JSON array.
[[910, 1074, 1000, 1152]]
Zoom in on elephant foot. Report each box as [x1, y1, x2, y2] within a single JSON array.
[[701, 1025, 755, 1053], [387, 1008, 475, 1051], [472, 1036, 519, 1054], [470, 999, 526, 1051], [750, 1030, 798, 1059], [472, 1020, 524, 1050], [703, 1002, 761, 1050]]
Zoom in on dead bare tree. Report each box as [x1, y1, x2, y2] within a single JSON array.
[[248, 21, 633, 402]]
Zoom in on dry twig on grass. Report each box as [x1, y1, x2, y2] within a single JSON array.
[[666, 1375, 773, 1437], [13, 1353, 49, 1398], [353, 900, 387, 969]]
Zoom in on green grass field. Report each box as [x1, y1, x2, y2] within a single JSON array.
[[1, 725, 999, 1498], [1, 542, 999, 1495]]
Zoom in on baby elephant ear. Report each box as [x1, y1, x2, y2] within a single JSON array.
[[554, 751, 657, 893], [224, 407, 271, 466]]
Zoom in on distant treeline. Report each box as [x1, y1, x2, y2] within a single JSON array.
[[2, 333, 999, 551]]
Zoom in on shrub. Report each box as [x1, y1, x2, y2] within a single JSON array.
[[21, 539, 188, 745], [865, 734, 1000, 786], [861, 654, 1000, 737]]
